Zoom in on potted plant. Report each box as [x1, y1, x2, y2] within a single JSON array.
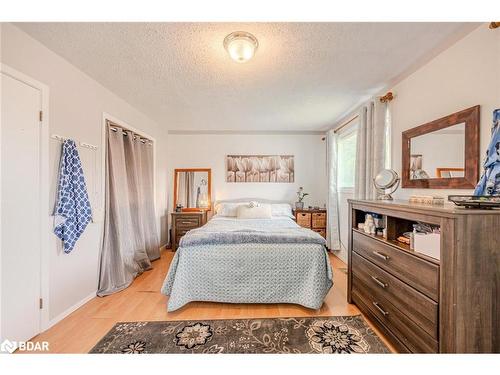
[[295, 187, 309, 209]]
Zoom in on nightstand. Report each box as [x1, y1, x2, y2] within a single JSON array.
[[171, 211, 207, 251], [293, 208, 327, 238]]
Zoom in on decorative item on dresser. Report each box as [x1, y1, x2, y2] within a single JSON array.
[[347, 199, 499, 353], [293, 208, 327, 238], [171, 211, 207, 251]]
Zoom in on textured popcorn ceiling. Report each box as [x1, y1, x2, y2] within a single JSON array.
[[17, 22, 477, 131]]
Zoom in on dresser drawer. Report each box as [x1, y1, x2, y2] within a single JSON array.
[[352, 252, 438, 339], [352, 230, 439, 300], [312, 213, 326, 228], [352, 275, 438, 353], [296, 212, 311, 228]]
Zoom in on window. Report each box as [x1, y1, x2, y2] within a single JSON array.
[[337, 124, 358, 189]]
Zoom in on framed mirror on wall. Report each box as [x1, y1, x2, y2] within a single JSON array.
[[402, 105, 480, 189], [173, 168, 212, 211]]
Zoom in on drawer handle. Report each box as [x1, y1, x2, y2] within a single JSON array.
[[372, 301, 389, 316], [372, 251, 390, 261], [370, 276, 388, 288], [180, 221, 193, 224]]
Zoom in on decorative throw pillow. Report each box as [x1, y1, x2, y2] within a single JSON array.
[[236, 204, 272, 219], [270, 203, 293, 218], [215, 202, 248, 217]]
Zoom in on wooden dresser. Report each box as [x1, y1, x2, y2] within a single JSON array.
[[171, 211, 207, 251], [348, 199, 499, 353], [293, 209, 327, 238]]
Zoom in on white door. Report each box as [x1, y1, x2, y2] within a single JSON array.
[[1, 73, 42, 343]]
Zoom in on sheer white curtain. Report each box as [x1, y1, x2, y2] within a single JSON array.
[[354, 100, 388, 199], [326, 129, 341, 250], [97, 124, 160, 296]]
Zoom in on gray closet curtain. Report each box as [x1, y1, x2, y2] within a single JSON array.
[[354, 100, 387, 199], [97, 125, 160, 296]]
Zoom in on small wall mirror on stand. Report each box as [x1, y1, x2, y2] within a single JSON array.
[[402, 106, 480, 189], [173, 168, 212, 212]]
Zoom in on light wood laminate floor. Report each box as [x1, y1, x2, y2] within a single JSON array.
[[26, 250, 395, 353]]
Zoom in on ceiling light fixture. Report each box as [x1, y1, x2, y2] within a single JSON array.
[[223, 31, 258, 63]]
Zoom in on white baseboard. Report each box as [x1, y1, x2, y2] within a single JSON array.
[[44, 290, 97, 331], [42, 244, 168, 332]]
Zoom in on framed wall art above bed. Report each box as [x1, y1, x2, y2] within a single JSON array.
[[226, 155, 294, 183]]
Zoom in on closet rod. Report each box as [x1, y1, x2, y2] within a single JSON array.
[[109, 126, 129, 136], [107, 120, 153, 144]]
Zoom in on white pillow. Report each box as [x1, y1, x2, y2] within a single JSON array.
[[215, 202, 248, 217], [271, 203, 293, 218], [237, 204, 272, 219]]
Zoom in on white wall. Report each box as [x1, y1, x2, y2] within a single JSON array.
[[167, 134, 327, 215], [1, 23, 169, 326], [391, 24, 500, 199]]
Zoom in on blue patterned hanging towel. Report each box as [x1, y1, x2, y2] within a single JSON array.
[[474, 109, 500, 196], [54, 139, 93, 253]]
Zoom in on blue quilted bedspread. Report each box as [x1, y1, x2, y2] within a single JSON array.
[[161, 217, 333, 311], [180, 216, 327, 247]]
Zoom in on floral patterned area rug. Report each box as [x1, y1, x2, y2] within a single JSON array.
[[89, 315, 390, 354]]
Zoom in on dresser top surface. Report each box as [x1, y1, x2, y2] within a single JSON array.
[[348, 199, 500, 216], [293, 209, 326, 213]]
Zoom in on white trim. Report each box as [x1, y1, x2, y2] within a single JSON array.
[[46, 291, 97, 330], [168, 130, 325, 135], [0, 63, 51, 333]]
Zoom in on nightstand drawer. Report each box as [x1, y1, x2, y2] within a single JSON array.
[[171, 212, 206, 251], [176, 228, 191, 237], [296, 212, 311, 227], [312, 213, 326, 228], [175, 217, 200, 229]]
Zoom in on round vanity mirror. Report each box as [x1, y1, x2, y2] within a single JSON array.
[[373, 169, 400, 200]]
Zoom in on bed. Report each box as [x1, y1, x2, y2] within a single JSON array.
[[161, 200, 333, 312]]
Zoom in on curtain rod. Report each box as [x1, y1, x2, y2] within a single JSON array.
[[322, 90, 394, 140], [321, 114, 359, 141], [333, 115, 359, 134]]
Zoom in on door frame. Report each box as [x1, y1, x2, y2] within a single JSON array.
[[0, 64, 51, 335]]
